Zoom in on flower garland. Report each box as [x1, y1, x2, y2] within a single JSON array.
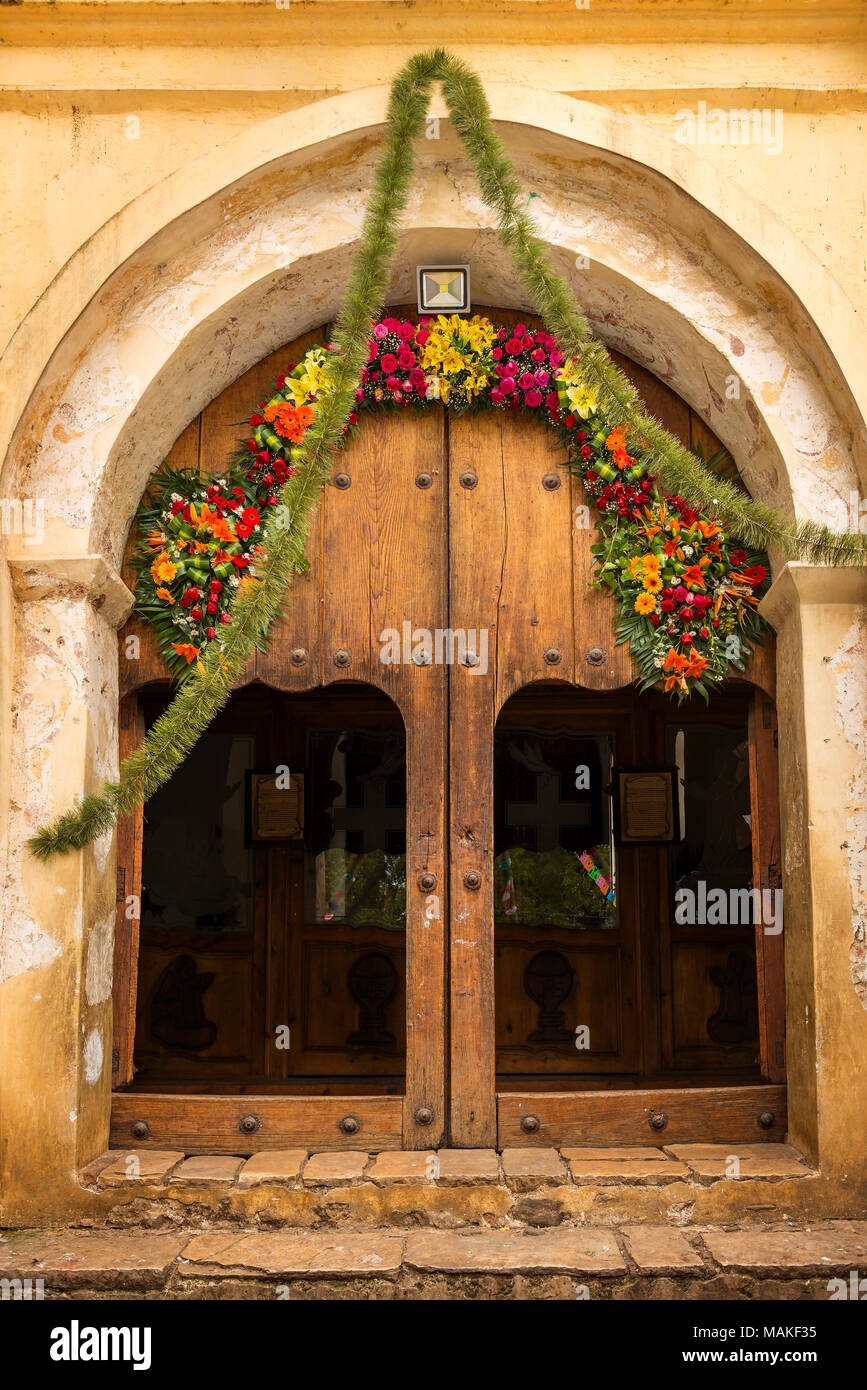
[[32, 48, 863, 863], [135, 314, 769, 699]]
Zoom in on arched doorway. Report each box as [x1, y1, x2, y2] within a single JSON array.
[[111, 310, 785, 1153]]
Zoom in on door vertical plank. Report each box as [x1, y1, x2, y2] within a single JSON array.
[[571, 469, 634, 691], [495, 412, 574, 706], [749, 691, 787, 1082], [111, 695, 145, 1087], [365, 408, 449, 1146], [321, 438, 374, 688], [448, 414, 505, 1146]]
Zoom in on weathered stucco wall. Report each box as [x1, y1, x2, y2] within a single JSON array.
[[1, 0, 865, 1224]]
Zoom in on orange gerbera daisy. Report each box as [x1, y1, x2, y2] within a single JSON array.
[[634, 592, 657, 615], [156, 587, 175, 604], [150, 552, 177, 585]]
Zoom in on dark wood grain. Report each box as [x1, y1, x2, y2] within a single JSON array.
[[498, 1083, 788, 1146]]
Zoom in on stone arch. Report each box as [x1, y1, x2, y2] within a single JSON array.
[[2, 87, 866, 1223]]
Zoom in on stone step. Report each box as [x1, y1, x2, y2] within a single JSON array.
[[68, 1142, 848, 1232], [2, 1220, 865, 1300]]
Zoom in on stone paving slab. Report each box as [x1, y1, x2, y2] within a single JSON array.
[[434, 1149, 501, 1184], [368, 1151, 436, 1184], [0, 1231, 188, 1290], [404, 1229, 625, 1274], [666, 1143, 810, 1172], [565, 1158, 690, 1186], [178, 1231, 404, 1278], [701, 1221, 867, 1275], [561, 1146, 670, 1162], [170, 1155, 244, 1185], [500, 1148, 567, 1190], [98, 1150, 186, 1187], [302, 1152, 368, 1186], [620, 1224, 705, 1274], [237, 1151, 308, 1187]]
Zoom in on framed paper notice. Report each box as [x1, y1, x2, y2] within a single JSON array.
[[246, 771, 304, 843], [612, 767, 679, 845]]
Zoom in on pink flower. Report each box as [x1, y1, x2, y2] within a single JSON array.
[[382, 317, 400, 333], [505, 338, 522, 355], [518, 372, 534, 391], [373, 324, 388, 340], [545, 392, 559, 411], [524, 390, 543, 408], [534, 369, 550, 387], [397, 348, 415, 370], [549, 350, 564, 367], [490, 388, 503, 403], [415, 329, 430, 347], [381, 353, 398, 374], [385, 376, 400, 391], [409, 368, 426, 388], [531, 348, 545, 363], [500, 377, 516, 394], [492, 347, 503, 361], [514, 323, 527, 335], [673, 586, 688, 602], [398, 321, 415, 341]]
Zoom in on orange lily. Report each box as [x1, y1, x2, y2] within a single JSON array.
[[171, 642, 200, 665], [210, 517, 236, 544], [684, 652, 709, 679], [662, 648, 688, 675], [681, 563, 709, 590]]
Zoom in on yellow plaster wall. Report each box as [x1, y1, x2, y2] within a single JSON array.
[[1, 1, 865, 354]]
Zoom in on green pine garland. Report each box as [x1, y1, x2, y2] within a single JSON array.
[[28, 48, 867, 861]]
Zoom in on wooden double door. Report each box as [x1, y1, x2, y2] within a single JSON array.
[[114, 320, 785, 1153]]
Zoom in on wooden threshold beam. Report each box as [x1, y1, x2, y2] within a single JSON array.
[[111, 1093, 404, 1154], [498, 1085, 787, 1147]]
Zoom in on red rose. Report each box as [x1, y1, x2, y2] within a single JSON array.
[[220, 613, 231, 625], [565, 414, 576, 429], [381, 354, 398, 374], [680, 607, 694, 622], [505, 337, 522, 354], [206, 602, 218, 615], [276, 374, 286, 389], [581, 445, 593, 459], [206, 627, 216, 640], [249, 414, 263, 427], [650, 614, 660, 627], [681, 632, 693, 645], [191, 606, 203, 620], [246, 439, 257, 452], [700, 626, 709, 639], [660, 599, 675, 612]]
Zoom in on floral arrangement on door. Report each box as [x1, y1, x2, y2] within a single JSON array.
[[134, 312, 768, 700]]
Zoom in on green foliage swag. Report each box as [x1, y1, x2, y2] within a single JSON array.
[[29, 48, 867, 861]]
